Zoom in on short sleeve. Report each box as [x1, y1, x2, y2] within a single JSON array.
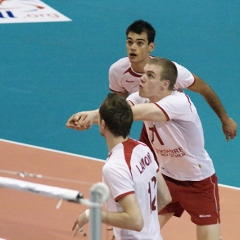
[[109, 63, 125, 93], [127, 92, 149, 106], [103, 163, 134, 201], [155, 92, 194, 120], [173, 61, 195, 90]]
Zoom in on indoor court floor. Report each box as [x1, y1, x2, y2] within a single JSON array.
[[0, 139, 240, 240]]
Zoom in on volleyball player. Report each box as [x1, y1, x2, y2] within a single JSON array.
[[72, 93, 171, 240]]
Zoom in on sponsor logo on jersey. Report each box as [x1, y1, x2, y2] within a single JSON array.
[[0, 0, 71, 24]]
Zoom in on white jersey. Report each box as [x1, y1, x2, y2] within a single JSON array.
[[109, 57, 195, 94], [127, 91, 215, 181], [102, 138, 162, 240]]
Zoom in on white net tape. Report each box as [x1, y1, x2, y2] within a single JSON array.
[[0, 176, 83, 202]]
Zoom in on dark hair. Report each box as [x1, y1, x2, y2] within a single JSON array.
[[99, 93, 133, 138], [126, 20, 156, 44], [148, 57, 178, 90]]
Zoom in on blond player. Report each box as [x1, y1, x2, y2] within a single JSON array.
[[126, 57, 221, 240]]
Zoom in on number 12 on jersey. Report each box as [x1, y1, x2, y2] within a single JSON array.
[[148, 176, 157, 213]]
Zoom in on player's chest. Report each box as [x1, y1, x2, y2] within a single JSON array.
[[145, 121, 179, 148], [121, 75, 140, 93]]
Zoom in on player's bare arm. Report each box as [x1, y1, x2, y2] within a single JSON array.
[[101, 194, 144, 231], [131, 103, 168, 122], [189, 74, 237, 140]]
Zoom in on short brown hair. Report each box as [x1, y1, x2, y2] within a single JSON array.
[[99, 93, 133, 138]]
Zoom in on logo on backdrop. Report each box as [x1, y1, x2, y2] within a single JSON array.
[[0, 0, 71, 24]]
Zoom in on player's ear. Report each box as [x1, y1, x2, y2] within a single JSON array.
[[164, 80, 170, 88], [148, 42, 155, 53], [101, 119, 107, 129]]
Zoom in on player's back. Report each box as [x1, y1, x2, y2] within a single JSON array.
[[129, 141, 162, 240], [103, 138, 162, 240]]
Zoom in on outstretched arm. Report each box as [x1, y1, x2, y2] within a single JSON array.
[[66, 101, 134, 131], [189, 74, 237, 141]]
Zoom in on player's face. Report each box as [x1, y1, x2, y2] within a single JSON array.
[[139, 64, 167, 101], [126, 32, 154, 64]]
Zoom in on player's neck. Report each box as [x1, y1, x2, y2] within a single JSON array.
[[131, 64, 144, 74], [105, 135, 128, 152], [131, 58, 150, 74]]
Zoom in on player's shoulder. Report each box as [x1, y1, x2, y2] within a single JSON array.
[[162, 91, 189, 105], [169, 90, 189, 100], [166, 91, 196, 110], [109, 57, 131, 73]]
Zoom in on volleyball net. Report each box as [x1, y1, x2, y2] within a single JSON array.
[[0, 171, 110, 240]]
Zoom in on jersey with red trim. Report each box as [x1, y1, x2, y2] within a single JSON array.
[[109, 57, 195, 94], [102, 138, 162, 240], [127, 91, 215, 181]]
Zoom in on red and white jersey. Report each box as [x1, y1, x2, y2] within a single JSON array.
[[127, 91, 215, 181], [102, 138, 162, 240], [109, 57, 195, 94]]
